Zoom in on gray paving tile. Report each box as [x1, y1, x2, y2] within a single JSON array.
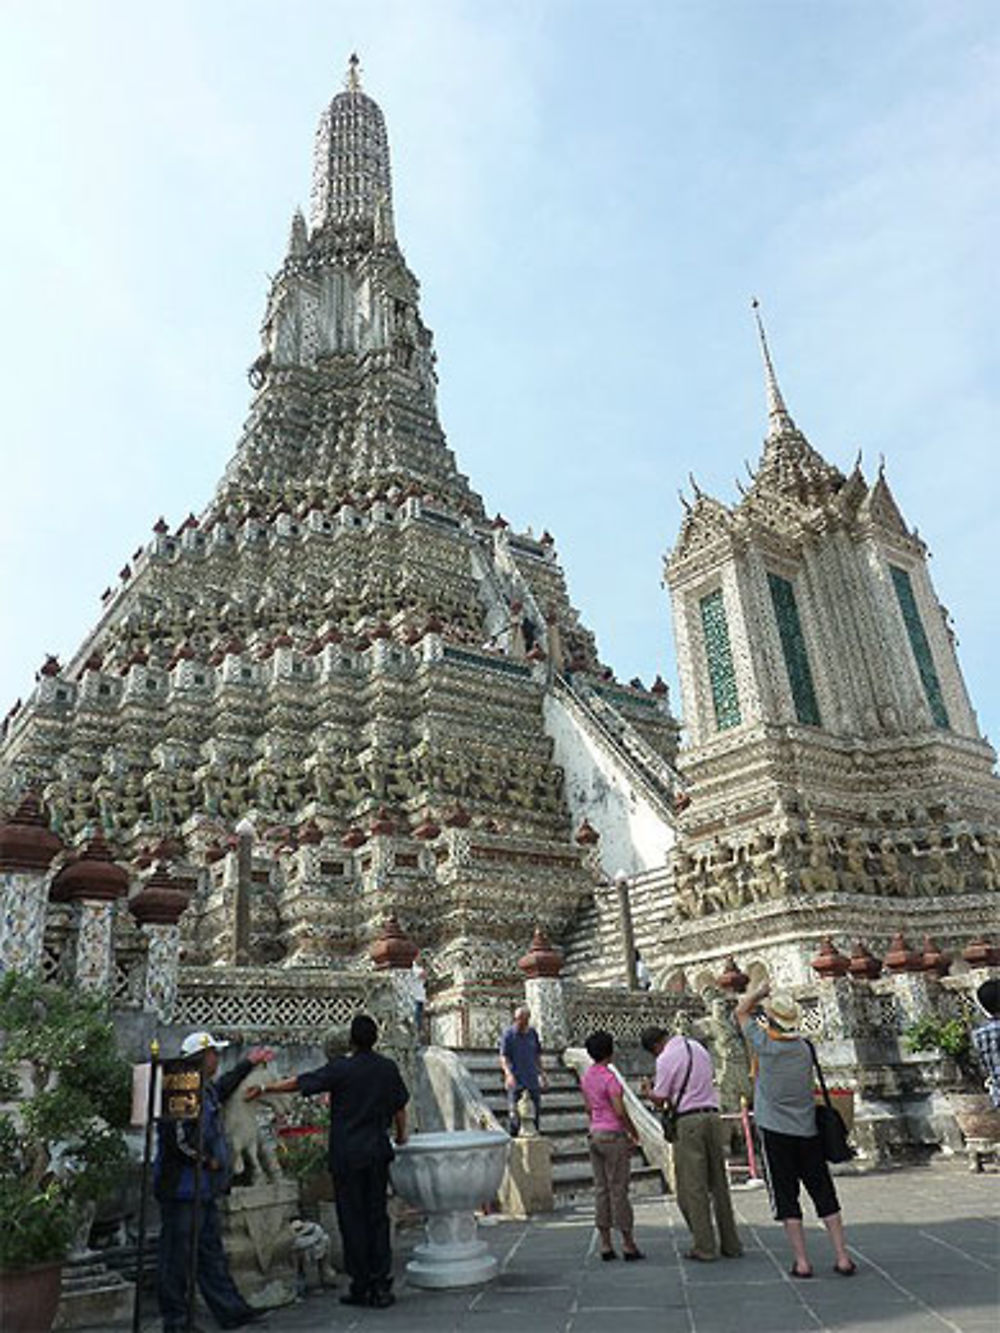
[[123, 1162, 999, 1333]]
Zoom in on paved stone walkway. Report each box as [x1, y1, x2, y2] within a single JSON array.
[[157, 1162, 998, 1333]]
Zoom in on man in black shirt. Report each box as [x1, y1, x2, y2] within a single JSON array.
[[248, 1014, 408, 1308]]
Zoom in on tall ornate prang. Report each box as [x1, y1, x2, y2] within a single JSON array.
[[0, 62, 680, 1026], [659, 303, 999, 989]]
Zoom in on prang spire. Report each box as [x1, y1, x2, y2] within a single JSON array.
[[310, 55, 393, 233], [752, 298, 797, 440]]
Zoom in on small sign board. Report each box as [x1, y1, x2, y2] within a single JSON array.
[[130, 1062, 161, 1127], [159, 1058, 204, 1121]]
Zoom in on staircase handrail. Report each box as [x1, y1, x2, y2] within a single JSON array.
[[561, 1047, 672, 1191], [578, 681, 686, 793], [551, 674, 681, 825]]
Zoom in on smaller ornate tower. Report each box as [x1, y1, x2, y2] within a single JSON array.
[[660, 306, 998, 986]]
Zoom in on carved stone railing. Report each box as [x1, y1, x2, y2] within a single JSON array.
[[565, 983, 706, 1049], [174, 966, 393, 1042], [416, 1046, 504, 1134]]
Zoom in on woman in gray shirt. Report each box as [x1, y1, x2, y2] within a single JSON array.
[[736, 982, 855, 1278]]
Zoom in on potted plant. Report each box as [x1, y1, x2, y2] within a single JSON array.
[[276, 1102, 332, 1214], [903, 1014, 1000, 1142], [0, 972, 131, 1333]]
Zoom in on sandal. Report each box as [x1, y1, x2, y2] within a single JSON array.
[[789, 1264, 814, 1279], [600, 1250, 617, 1261], [623, 1249, 645, 1262], [834, 1260, 857, 1277]]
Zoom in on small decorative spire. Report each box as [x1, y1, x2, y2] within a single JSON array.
[[345, 52, 362, 93], [751, 298, 797, 438], [287, 208, 308, 258]]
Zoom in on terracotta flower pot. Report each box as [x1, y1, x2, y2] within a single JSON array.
[[0, 1260, 63, 1333], [944, 1092, 1000, 1143]]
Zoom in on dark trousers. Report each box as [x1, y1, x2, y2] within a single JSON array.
[[759, 1127, 840, 1221], [334, 1160, 392, 1296], [157, 1197, 252, 1331], [506, 1083, 541, 1135]]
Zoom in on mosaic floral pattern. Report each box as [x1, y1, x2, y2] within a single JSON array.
[[699, 589, 741, 730], [889, 565, 949, 729], [75, 901, 114, 991], [767, 573, 821, 726], [0, 871, 48, 974]]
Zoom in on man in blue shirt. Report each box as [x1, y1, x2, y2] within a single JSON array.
[[499, 1006, 547, 1136], [154, 1031, 271, 1333]]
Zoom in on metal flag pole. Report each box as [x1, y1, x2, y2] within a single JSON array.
[[131, 1039, 160, 1333]]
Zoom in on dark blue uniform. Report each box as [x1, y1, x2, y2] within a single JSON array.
[[154, 1059, 257, 1332]]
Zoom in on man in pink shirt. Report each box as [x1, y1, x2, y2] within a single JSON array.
[[640, 1025, 741, 1262]]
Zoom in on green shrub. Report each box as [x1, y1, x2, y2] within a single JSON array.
[[903, 1015, 978, 1086], [0, 972, 132, 1269]]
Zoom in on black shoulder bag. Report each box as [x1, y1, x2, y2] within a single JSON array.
[[806, 1040, 854, 1163], [660, 1038, 693, 1144]]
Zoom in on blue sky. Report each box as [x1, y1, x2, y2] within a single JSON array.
[[1, 1, 997, 750]]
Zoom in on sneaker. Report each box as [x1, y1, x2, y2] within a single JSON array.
[[370, 1286, 396, 1309]]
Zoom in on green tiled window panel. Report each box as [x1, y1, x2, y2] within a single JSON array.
[[889, 565, 949, 729], [699, 589, 741, 730], [767, 573, 822, 727]]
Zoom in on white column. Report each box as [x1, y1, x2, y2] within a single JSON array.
[[523, 976, 569, 1050]]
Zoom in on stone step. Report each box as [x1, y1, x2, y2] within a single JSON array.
[[453, 1046, 668, 1208]]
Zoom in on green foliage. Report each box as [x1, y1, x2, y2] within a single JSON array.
[[0, 1180, 74, 1268], [903, 1015, 978, 1086], [0, 971, 132, 1269], [904, 1015, 970, 1061]]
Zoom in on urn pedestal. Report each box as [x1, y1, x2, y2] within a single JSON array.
[[390, 1130, 509, 1288]]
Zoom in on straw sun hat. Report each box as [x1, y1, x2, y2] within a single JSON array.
[[762, 992, 801, 1029]]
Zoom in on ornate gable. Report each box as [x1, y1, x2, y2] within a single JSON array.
[[667, 493, 734, 571], [858, 469, 911, 539]]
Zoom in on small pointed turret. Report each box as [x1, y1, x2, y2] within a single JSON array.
[[345, 51, 362, 93], [743, 301, 844, 510], [287, 208, 308, 258], [752, 299, 796, 439]]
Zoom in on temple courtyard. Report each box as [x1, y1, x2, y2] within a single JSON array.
[[134, 1160, 997, 1333]]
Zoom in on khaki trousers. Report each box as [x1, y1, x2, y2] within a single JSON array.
[[588, 1132, 634, 1232], [672, 1112, 741, 1257]]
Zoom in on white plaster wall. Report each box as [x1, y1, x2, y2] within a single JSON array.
[[542, 692, 675, 878]]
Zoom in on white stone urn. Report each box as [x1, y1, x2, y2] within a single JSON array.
[[390, 1129, 510, 1288]]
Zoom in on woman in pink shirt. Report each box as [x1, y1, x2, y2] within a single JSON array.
[[580, 1030, 644, 1261]]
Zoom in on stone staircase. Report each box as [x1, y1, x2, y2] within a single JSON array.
[[562, 866, 675, 987], [455, 1048, 665, 1207]]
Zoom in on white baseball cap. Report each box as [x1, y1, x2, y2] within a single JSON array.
[[179, 1031, 231, 1058]]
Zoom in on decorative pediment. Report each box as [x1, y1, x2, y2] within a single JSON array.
[[667, 493, 734, 569], [858, 471, 910, 537]]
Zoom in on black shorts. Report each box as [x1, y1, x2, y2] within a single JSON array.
[[759, 1126, 840, 1221]]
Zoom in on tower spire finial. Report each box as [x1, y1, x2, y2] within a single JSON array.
[[751, 298, 796, 438], [346, 52, 362, 93]]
